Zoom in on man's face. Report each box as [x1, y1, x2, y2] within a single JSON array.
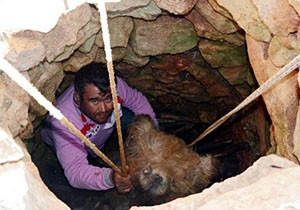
[[77, 83, 113, 124]]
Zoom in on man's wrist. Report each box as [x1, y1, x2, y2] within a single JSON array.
[[110, 170, 115, 185], [104, 169, 115, 188]]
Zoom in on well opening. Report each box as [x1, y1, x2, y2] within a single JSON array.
[[5, 0, 300, 209], [17, 3, 271, 208]]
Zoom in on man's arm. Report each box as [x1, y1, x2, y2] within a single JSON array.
[[50, 118, 114, 191], [116, 77, 158, 125]]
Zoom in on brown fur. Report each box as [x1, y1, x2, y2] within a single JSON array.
[[126, 115, 218, 200]]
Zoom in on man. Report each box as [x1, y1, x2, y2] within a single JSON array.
[[41, 62, 157, 193]]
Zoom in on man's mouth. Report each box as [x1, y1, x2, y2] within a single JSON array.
[[96, 113, 106, 118], [95, 112, 109, 122]]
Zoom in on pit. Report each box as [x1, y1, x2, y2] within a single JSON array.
[[1, 1, 300, 209]]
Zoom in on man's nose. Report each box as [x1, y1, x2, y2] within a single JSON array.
[[98, 101, 107, 112]]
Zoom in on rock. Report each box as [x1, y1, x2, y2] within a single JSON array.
[[44, 3, 101, 62], [95, 47, 127, 63], [215, 0, 272, 42], [1, 160, 69, 210], [27, 62, 64, 127], [78, 34, 96, 53], [218, 65, 252, 86], [153, 0, 198, 15], [95, 16, 134, 48], [106, 0, 152, 14], [252, 0, 300, 36], [107, 0, 161, 20], [195, 0, 240, 34], [0, 128, 24, 164], [0, 72, 30, 137], [246, 34, 299, 162], [63, 45, 99, 72], [4, 31, 45, 72], [289, 0, 300, 15], [0, 128, 69, 209], [268, 35, 299, 67], [123, 45, 150, 67], [198, 39, 248, 68], [4, 3, 101, 69], [207, 0, 234, 20], [150, 54, 192, 75], [131, 15, 199, 56], [185, 9, 245, 46]]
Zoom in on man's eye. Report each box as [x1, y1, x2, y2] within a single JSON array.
[[91, 99, 98, 104], [104, 96, 112, 102]]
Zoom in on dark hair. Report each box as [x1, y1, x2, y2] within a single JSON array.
[[74, 62, 115, 99]]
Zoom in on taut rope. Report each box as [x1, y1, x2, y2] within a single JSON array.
[[98, 1, 127, 176], [189, 54, 300, 147]]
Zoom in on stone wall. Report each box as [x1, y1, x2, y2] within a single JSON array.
[[1, 0, 300, 209]]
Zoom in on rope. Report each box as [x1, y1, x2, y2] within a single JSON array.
[[98, 1, 127, 176], [189, 53, 300, 147]]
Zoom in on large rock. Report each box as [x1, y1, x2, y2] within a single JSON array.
[[246, 35, 299, 162], [268, 35, 299, 67], [0, 128, 69, 210], [198, 39, 248, 68], [207, 0, 234, 20], [63, 45, 99, 72], [95, 16, 134, 48], [154, 0, 198, 15], [195, 0, 240, 34], [0, 72, 30, 137], [46, 3, 100, 62], [215, 0, 271, 42], [123, 45, 150, 67], [252, 0, 300, 36], [4, 31, 45, 72], [107, 0, 161, 20], [0, 128, 24, 164], [106, 0, 152, 12], [131, 15, 199, 56], [4, 3, 101, 71], [289, 0, 300, 15], [27, 62, 65, 129], [185, 9, 245, 46]]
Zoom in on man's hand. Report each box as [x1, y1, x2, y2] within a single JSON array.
[[112, 166, 133, 193]]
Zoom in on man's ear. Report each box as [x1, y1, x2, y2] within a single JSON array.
[[74, 92, 80, 105]]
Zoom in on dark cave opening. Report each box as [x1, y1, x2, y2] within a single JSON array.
[[19, 5, 271, 207], [2, 1, 299, 208], [26, 47, 271, 209]]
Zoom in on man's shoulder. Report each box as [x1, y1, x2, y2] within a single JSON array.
[[56, 85, 75, 108], [55, 85, 81, 121]]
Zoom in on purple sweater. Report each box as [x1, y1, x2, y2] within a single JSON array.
[[41, 77, 157, 190]]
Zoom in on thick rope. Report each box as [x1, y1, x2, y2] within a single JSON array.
[[189, 54, 300, 147], [98, 1, 127, 176], [0, 51, 122, 174]]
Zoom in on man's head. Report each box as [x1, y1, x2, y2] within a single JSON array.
[[74, 62, 115, 124]]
